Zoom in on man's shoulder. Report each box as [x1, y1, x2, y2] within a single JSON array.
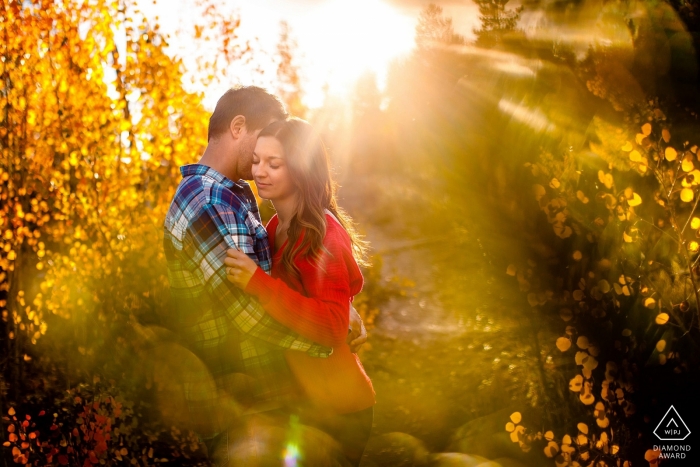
[[171, 174, 252, 220]]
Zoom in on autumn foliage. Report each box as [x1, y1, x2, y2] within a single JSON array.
[[0, 0, 228, 463], [3, 0, 700, 465]]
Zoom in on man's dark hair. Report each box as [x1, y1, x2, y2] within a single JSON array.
[[207, 86, 287, 141]]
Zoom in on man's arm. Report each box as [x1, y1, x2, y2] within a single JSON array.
[[185, 202, 332, 357]]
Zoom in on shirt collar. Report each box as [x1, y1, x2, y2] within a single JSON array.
[[180, 163, 246, 191]]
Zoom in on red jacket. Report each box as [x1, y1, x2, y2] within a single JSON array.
[[245, 213, 375, 414]]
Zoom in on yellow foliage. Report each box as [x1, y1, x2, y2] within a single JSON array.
[[665, 147, 678, 161], [0, 0, 220, 349], [681, 188, 694, 202], [655, 313, 670, 325]]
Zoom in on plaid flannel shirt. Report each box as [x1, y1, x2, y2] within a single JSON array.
[[163, 164, 331, 437]]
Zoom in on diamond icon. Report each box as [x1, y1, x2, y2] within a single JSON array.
[[654, 406, 691, 441]]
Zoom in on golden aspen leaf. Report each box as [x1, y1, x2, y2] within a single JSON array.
[[629, 149, 641, 161], [598, 280, 611, 293], [505, 422, 515, 432], [510, 412, 522, 424], [556, 336, 572, 352], [577, 423, 589, 434], [645, 449, 660, 462], [572, 251, 582, 260], [533, 184, 546, 201], [621, 141, 633, 152], [560, 308, 573, 322], [550, 178, 561, 189], [665, 147, 678, 161], [622, 285, 631, 296], [644, 297, 656, 309], [509, 425, 525, 443], [544, 441, 559, 458], [580, 391, 595, 405], [691, 217, 700, 229], [623, 231, 634, 243], [576, 336, 590, 349], [692, 145, 698, 154], [659, 353, 667, 365], [506, 264, 517, 276], [576, 190, 589, 203], [553, 224, 572, 239], [577, 433, 589, 445], [8, 407, 15, 416], [689, 241, 699, 252], [635, 133, 646, 145], [527, 293, 538, 306], [662, 128, 671, 143], [691, 170, 700, 185], [569, 375, 583, 392], [598, 170, 613, 189], [655, 313, 670, 325], [642, 123, 652, 136], [656, 340, 666, 352], [682, 156, 695, 172], [575, 351, 587, 365], [627, 193, 642, 206], [613, 283, 622, 295], [681, 188, 694, 202], [583, 356, 598, 371], [544, 431, 555, 441], [612, 445, 619, 455], [588, 345, 600, 357]]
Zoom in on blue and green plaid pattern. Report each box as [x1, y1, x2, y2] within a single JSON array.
[[163, 164, 331, 436]]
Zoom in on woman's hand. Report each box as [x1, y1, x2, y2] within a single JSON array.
[[224, 249, 259, 289], [348, 304, 367, 353]]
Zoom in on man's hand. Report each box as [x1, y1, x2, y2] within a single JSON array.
[[347, 304, 367, 353]]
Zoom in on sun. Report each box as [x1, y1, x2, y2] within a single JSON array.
[[297, 0, 416, 105]]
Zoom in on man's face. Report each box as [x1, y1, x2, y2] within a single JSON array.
[[236, 118, 279, 180]]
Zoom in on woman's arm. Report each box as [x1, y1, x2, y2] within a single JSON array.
[[224, 233, 353, 348]]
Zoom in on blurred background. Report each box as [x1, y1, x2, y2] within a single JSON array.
[[2, 0, 700, 465]]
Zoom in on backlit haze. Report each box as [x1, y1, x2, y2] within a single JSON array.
[[138, 0, 480, 109]]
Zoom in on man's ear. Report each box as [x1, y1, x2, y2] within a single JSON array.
[[229, 115, 246, 139]]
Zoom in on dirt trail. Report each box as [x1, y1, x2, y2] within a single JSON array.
[[360, 225, 490, 453]]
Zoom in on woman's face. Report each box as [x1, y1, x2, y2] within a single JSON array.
[[252, 136, 296, 202]]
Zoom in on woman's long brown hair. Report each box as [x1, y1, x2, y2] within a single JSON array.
[[258, 118, 369, 279]]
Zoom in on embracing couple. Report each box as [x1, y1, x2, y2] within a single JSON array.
[[163, 86, 375, 466]]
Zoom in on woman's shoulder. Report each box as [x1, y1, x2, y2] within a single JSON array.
[[323, 212, 352, 248], [265, 213, 279, 230]]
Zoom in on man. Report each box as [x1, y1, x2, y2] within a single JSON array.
[[162, 86, 366, 460]]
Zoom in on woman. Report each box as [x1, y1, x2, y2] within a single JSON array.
[[223, 118, 375, 466]]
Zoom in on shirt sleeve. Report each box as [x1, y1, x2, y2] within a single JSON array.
[[184, 202, 332, 357], [244, 228, 353, 348]]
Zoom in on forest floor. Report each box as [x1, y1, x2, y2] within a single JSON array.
[[356, 221, 542, 466]]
